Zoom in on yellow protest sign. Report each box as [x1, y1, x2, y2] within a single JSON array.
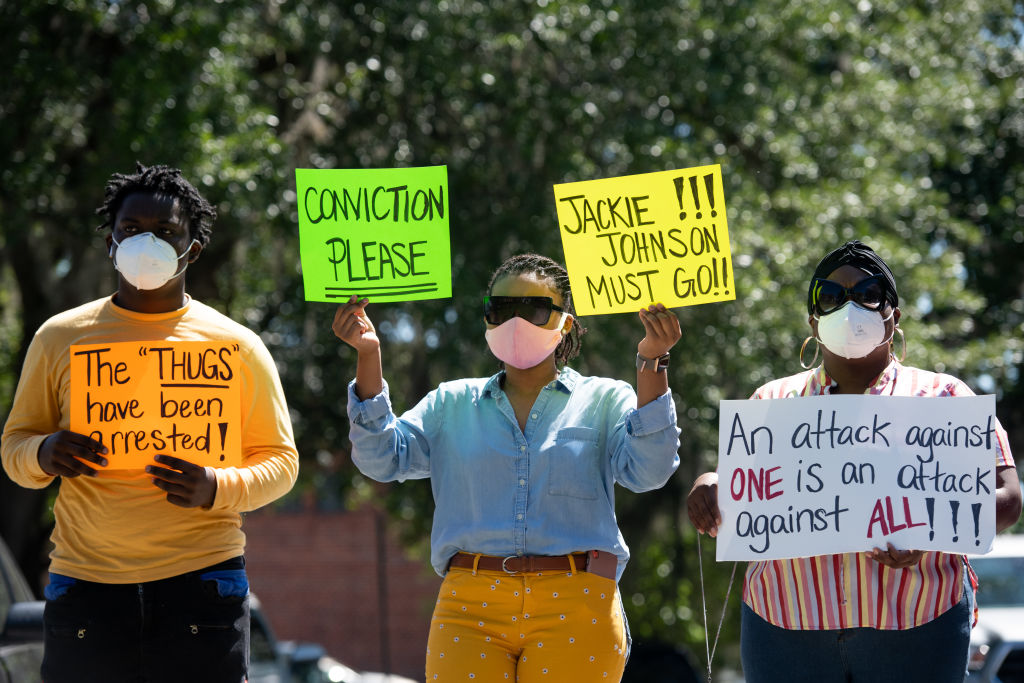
[[553, 164, 735, 315], [70, 341, 242, 472]]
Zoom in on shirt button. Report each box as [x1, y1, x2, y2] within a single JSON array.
[[519, 479, 526, 486], [530, 413, 538, 420], [516, 513, 524, 520], [519, 445, 526, 452]]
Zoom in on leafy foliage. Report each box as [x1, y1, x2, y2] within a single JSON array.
[[2, 0, 1022, 668]]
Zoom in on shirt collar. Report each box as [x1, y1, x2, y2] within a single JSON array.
[[106, 292, 193, 322], [815, 357, 900, 394], [481, 365, 578, 398], [554, 366, 579, 392]]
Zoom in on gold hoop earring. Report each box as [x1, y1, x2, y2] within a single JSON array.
[[799, 336, 820, 369], [893, 326, 906, 362]]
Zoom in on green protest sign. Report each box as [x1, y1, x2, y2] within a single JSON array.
[[296, 166, 452, 303]]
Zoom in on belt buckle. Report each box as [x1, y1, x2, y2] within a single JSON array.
[[501, 555, 519, 575]]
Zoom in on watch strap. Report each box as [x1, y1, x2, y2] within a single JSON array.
[[636, 352, 670, 373]]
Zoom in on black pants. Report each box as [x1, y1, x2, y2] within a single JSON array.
[[740, 581, 972, 683], [42, 557, 249, 683]]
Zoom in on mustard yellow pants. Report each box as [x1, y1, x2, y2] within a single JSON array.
[[425, 563, 628, 681]]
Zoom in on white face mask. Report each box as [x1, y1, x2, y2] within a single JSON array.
[[815, 301, 894, 359], [484, 314, 568, 369], [111, 233, 196, 290]]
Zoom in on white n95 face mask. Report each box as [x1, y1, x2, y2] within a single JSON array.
[[111, 233, 196, 290], [815, 301, 893, 359]]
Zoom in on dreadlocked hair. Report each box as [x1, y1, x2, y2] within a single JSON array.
[[487, 253, 587, 366], [95, 162, 216, 247]]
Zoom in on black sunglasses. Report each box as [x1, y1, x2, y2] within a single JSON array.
[[483, 296, 565, 326], [811, 275, 888, 316]]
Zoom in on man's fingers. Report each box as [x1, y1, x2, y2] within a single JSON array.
[[62, 431, 109, 455], [52, 446, 105, 476], [146, 465, 187, 482], [153, 454, 199, 472], [55, 459, 94, 478], [67, 445, 108, 467], [151, 477, 187, 494], [52, 442, 107, 467]]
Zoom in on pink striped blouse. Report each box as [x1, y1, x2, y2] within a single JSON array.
[[742, 360, 1015, 630]]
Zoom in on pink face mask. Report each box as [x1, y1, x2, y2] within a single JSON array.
[[484, 314, 567, 369]]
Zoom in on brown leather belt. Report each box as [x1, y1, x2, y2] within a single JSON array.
[[447, 551, 617, 580]]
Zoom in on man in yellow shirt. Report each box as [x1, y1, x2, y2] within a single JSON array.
[[1, 163, 299, 683]]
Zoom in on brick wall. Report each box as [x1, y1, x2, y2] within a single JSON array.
[[242, 506, 440, 681]]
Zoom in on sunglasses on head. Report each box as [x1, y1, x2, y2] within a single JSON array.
[[811, 275, 888, 316], [483, 296, 565, 326]]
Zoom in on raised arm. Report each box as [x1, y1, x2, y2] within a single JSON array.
[[332, 294, 383, 400], [636, 303, 681, 407]]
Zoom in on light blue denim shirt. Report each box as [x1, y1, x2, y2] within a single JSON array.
[[347, 366, 681, 580]]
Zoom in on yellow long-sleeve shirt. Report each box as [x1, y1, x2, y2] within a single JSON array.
[[2, 295, 299, 583]]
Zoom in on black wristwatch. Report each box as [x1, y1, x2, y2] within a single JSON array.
[[636, 352, 670, 373]]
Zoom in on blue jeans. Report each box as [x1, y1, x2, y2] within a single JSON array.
[[42, 556, 250, 683], [741, 582, 971, 683]]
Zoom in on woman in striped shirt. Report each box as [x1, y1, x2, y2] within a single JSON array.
[[687, 241, 1021, 683]]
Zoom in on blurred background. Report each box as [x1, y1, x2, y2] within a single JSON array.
[[2, 0, 1023, 679]]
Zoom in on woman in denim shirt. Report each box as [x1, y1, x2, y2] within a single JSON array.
[[333, 253, 682, 682]]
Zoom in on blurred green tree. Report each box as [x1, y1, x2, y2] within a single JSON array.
[[2, 0, 1021, 670]]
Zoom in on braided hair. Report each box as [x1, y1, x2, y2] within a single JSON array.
[[95, 162, 216, 247], [487, 253, 587, 366]]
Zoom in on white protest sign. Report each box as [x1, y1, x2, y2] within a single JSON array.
[[716, 395, 998, 562]]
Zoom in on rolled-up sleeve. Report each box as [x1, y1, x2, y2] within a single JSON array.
[[610, 389, 681, 492], [347, 379, 434, 482]]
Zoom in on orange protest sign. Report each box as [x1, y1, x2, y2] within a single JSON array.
[[70, 341, 242, 472]]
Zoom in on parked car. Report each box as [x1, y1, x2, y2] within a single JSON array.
[[0, 535, 44, 683], [967, 533, 1024, 682]]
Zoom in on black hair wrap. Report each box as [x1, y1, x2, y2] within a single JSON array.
[[807, 240, 899, 314]]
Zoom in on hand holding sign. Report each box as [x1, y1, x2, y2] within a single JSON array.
[[867, 543, 925, 569], [38, 430, 109, 478], [331, 295, 379, 354], [687, 471, 722, 537], [331, 294, 385, 401], [146, 454, 217, 509], [637, 303, 682, 358]]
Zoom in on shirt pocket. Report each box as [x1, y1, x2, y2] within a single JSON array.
[[548, 426, 601, 500]]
